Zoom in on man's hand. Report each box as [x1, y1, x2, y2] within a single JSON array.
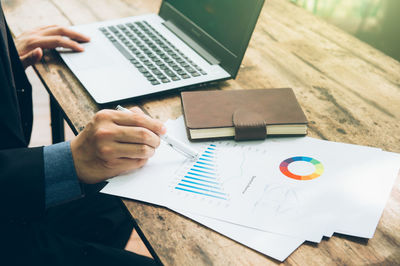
[[15, 25, 90, 69], [70, 107, 166, 184]]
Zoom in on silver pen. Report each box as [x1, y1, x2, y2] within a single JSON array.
[[115, 105, 199, 160]]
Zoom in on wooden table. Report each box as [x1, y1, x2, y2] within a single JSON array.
[[4, 0, 400, 265]]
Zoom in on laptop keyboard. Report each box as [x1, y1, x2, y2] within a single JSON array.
[[99, 21, 207, 86]]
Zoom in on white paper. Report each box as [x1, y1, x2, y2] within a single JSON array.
[[101, 143, 304, 261], [102, 118, 306, 260], [158, 122, 399, 242], [162, 140, 326, 242], [101, 116, 400, 260], [173, 209, 304, 262]]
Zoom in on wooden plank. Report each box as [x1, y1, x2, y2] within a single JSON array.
[[50, 0, 160, 24], [3, 0, 400, 265], [3, 0, 72, 34]]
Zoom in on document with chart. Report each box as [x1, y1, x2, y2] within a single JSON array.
[[163, 132, 398, 242], [163, 140, 328, 241], [163, 139, 330, 241], [102, 117, 400, 248]]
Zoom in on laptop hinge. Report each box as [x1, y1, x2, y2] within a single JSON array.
[[163, 20, 220, 65]]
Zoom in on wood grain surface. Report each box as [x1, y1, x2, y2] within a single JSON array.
[[4, 0, 400, 265]]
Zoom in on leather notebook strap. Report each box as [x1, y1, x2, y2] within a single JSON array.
[[233, 108, 266, 141]]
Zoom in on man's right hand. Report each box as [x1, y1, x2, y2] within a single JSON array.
[[70, 107, 166, 184]]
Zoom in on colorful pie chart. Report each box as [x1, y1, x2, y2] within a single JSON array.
[[279, 156, 324, 180]]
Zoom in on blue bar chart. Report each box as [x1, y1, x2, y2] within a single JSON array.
[[174, 144, 228, 200]]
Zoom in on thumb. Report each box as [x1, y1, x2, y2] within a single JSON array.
[[20, 47, 43, 69]]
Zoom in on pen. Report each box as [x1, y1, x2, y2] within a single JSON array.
[[115, 105, 199, 160]]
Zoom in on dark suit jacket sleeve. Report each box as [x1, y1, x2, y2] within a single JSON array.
[[0, 147, 45, 222], [0, 5, 45, 222]]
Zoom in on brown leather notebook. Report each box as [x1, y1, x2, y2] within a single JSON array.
[[181, 88, 308, 141]]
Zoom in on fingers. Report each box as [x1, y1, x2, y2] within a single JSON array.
[[108, 158, 148, 173], [114, 126, 161, 148], [30, 36, 85, 52], [20, 47, 43, 69], [70, 107, 165, 183], [17, 25, 90, 56], [112, 110, 167, 136], [99, 142, 156, 160], [41, 26, 90, 42]]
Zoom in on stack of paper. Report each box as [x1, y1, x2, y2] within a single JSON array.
[[101, 117, 400, 261]]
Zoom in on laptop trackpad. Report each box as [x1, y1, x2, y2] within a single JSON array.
[[59, 44, 119, 71]]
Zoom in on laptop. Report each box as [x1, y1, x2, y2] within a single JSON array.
[[58, 0, 265, 105]]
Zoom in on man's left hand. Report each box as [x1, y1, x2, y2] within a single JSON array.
[[15, 25, 90, 69]]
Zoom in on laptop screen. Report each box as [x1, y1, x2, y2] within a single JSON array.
[[166, 0, 261, 57]]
